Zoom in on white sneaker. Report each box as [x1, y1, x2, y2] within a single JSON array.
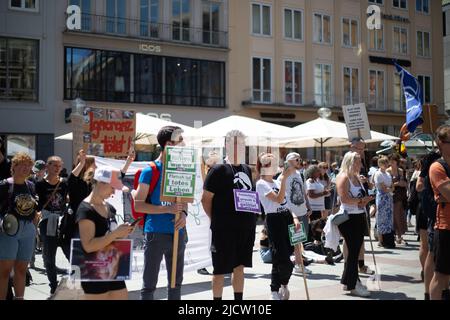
[[279, 285, 290, 300], [357, 280, 368, 290], [270, 291, 281, 300], [294, 265, 312, 275], [350, 285, 370, 297]]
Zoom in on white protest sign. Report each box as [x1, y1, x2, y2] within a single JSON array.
[[342, 103, 372, 141]]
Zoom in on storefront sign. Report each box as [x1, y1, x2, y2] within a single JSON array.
[[139, 44, 162, 53], [342, 103, 372, 141], [161, 146, 197, 201]]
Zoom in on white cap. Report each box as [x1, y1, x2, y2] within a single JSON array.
[[94, 167, 129, 192], [286, 152, 300, 161]]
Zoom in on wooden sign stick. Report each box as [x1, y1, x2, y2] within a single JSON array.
[[171, 196, 181, 289], [294, 243, 310, 300]]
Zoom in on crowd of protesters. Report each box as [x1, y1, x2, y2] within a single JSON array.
[[1, 122, 450, 301]]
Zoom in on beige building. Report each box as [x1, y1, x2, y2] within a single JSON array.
[[228, 0, 445, 138]]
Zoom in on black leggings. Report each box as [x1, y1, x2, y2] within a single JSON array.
[[266, 210, 294, 292], [338, 213, 365, 290]]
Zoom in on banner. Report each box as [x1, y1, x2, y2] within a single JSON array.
[[93, 156, 212, 274], [77, 107, 136, 158]]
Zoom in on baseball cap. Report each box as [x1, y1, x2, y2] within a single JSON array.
[[286, 152, 300, 161], [94, 167, 129, 192], [32, 160, 46, 173]]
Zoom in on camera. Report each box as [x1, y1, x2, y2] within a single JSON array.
[[0, 214, 19, 237]]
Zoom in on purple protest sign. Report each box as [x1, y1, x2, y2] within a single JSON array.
[[233, 189, 261, 214]]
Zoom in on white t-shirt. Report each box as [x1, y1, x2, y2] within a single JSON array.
[[256, 179, 288, 214], [278, 171, 308, 217], [374, 170, 392, 189], [306, 178, 325, 211]]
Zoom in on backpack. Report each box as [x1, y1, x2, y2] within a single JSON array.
[[131, 162, 160, 227]]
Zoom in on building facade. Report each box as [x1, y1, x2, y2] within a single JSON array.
[[0, 0, 446, 166]]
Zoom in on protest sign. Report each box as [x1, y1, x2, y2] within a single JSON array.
[[288, 222, 307, 246], [342, 103, 372, 141], [70, 239, 133, 281]]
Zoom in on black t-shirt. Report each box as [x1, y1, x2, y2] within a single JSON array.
[[36, 178, 69, 212], [68, 173, 92, 213], [203, 163, 257, 231], [0, 179, 38, 221], [76, 201, 117, 238], [420, 151, 441, 221], [0, 158, 11, 180]]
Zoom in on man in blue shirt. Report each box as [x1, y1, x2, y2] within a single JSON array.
[[133, 126, 187, 300]]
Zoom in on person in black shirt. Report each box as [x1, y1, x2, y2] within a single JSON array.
[[0, 152, 38, 300], [0, 137, 11, 180], [202, 130, 257, 301], [77, 167, 134, 299]]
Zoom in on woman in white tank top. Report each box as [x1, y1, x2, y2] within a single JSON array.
[[335, 151, 374, 297]]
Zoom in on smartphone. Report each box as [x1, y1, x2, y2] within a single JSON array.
[[130, 217, 143, 227], [284, 161, 291, 170]]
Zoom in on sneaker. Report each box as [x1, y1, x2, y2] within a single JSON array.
[[279, 285, 290, 300], [325, 253, 335, 265], [294, 265, 312, 275], [356, 280, 368, 291], [359, 265, 375, 275], [270, 291, 281, 300], [350, 286, 370, 298], [334, 253, 344, 263], [197, 268, 210, 275]]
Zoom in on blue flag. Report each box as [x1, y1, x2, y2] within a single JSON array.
[[394, 62, 423, 133]]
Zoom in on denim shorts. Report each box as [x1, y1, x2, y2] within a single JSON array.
[[0, 220, 36, 262]]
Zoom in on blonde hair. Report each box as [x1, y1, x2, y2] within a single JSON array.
[[11, 152, 34, 175], [338, 151, 360, 177], [47, 156, 63, 165]]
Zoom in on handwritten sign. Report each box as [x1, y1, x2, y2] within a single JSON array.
[[288, 222, 307, 246], [342, 103, 372, 141], [161, 146, 197, 201], [78, 107, 136, 158]]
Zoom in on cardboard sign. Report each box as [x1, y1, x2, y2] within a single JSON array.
[[342, 103, 372, 141], [71, 114, 84, 162], [72, 107, 136, 158], [233, 189, 261, 214], [288, 222, 307, 246], [160, 146, 197, 202], [70, 239, 133, 281]]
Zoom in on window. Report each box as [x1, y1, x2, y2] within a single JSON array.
[[203, 1, 221, 45], [343, 67, 359, 105], [70, 0, 91, 31], [416, 0, 429, 13], [252, 57, 271, 103], [417, 31, 431, 57], [418, 75, 431, 104], [252, 3, 271, 36], [284, 60, 303, 105], [342, 18, 358, 47], [172, 0, 191, 41], [394, 73, 405, 111], [368, 69, 385, 110], [140, 0, 159, 38], [393, 26, 408, 54], [106, 0, 126, 34], [369, 24, 384, 51], [64, 47, 225, 107], [0, 37, 39, 101], [284, 9, 302, 40], [6, 135, 36, 160], [369, 0, 383, 4], [9, 0, 38, 11], [392, 0, 407, 9], [314, 64, 332, 106], [313, 13, 331, 44]]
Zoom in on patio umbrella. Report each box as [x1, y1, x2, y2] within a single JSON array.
[[280, 118, 398, 160], [195, 115, 295, 147]]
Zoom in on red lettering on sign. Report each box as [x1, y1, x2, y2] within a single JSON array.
[[89, 112, 134, 139], [100, 135, 127, 154]]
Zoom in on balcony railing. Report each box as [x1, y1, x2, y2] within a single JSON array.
[[65, 13, 228, 49], [242, 89, 411, 113]]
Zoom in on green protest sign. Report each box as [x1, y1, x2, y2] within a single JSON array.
[[288, 222, 307, 246], [161, 146, 197, 200]]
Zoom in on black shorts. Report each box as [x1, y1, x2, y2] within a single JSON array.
[[81, 281, 126, 295], [211, 228, 256, 275], [324, 196, 332, 210], [433, 229, 450, 275], [416, 204, 428, 231]]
